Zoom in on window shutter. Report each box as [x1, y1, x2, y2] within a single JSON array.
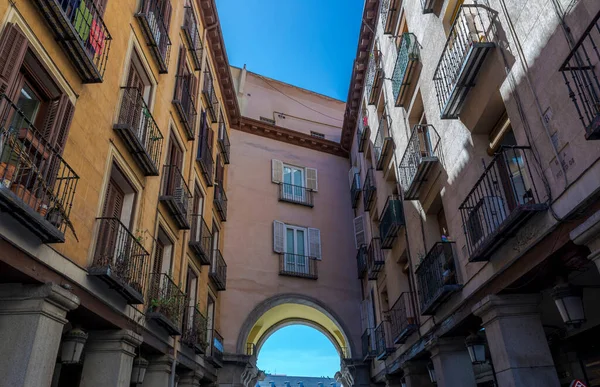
[[367, 297, 375, 329], [360, 299, 369, 331], [308, 227, 321, 260], [353, 215, 366, 249], [177, 45, 186, 77], [348, 167, 359, 189], [197, 110, 206, 158], [306, 168, 318, 191], [271, 159, 283, 183], [53, 96, 75, 153], [162, 0, 172, 33], [273, 220, 285, 253], [0, 23, 28, 98]]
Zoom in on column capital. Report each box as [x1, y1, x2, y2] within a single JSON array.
[[472, 294, 541, 326], [179, 370, 205, 386], [147, 355, 175, 372], [401, 359, 428, 377], [85, 329, 143, 357], [427, 337, 468, 358]]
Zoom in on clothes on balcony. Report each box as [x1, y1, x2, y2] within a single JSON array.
[[89, 19, 105, 56]]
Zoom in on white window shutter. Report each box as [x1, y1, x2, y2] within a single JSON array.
[[348, 167, 360, 189], [306, 168, 318, 191], [273, 220, 285, 253], [353, 215, 366, 249], [308, 227, 321, 260], [272, 159, 283, 183]]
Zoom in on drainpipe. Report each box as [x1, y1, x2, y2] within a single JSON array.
[[170, 358, 176, 387]]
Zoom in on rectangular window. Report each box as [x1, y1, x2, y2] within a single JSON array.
[[282, 164, 305, 202], [284, 225, 308, 274], [273, 220, 321, 260], [259, 116, 275, 125]]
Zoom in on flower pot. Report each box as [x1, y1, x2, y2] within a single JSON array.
[[0, 162, 16, 188], [38, 202, 49, 217], [11, 184, 32, 205]]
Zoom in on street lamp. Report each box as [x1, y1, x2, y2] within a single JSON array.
[[552, 283, 585, 328], [130, 356, 149, 384], [60, 327, 88, 364], [427, 361, 437, 384], [465, 332, 487, 364], [401, 378, 407, 387]]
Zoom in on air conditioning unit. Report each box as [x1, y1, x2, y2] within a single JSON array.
[[467, 196, 507, 249]]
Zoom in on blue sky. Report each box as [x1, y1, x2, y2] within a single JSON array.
[[257, 325, 340, 377], [215, 0, 364, 101]]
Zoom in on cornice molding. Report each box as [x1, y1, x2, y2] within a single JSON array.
[[236, 117, 349, 158]]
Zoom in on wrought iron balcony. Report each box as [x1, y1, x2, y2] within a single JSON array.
[[350, 172, 361, 209], [357, 111, 369, 153], [203, 69, 220, 123], [159, 165, 192, 229], [560, 10, 600, 140], [90, 217, 149, 304], [0, 95, 79, 243], [380, 0, 400, 35], [218, 114, 230, 164], [363, 168, 376, 212], [375, 321, 395, 360], [374, 116, 394, 170], [388, 292, 418, 344], [208, 329, 224, 368], [197, 124, 214, 187], [181, 304, 208, 353], [173, 75, 198, 140], [279, 254, 318, 279], [114, 87, 163, 176], [433, 5, 497, 119], [136, 0, 171, 74], [421, 0, 440, 14], [416, 242, 461, 315], [182, 4, 203, 71], [189, 214, 212, 265], [278, 183, 314, 207], [392, 33, 420, 107], [214, 183, 228, 222], [367, 237, 385, 280], [459, 146, 546, 262], [365, 50, 384, 105], [399, 125, 440, 200], [380, 196, 405, 249], [31, 0, 112, 83], [362, 328, 376, 361], [210, 249, 227, 291], [357, 244, 367, 279], [147, 272, 185, 336]]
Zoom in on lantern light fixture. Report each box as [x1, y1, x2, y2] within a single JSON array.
[[552, 282, 585, 328], [465, 332, 487, 365], [60, 327, 88, 364], [427, 361, 436, 384], [130, 356, 149, 384]]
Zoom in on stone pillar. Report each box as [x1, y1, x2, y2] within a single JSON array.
[[401, 360, 432, 387], [218, 354, 261, 387], [428, 337, 477, 387], [571, 209, 600, 273], [79, 330, 143, 387], [337, 360, 370, 387], [473, 294, 560, 387], [142, 356, 173, 387], [0, 283, 79, 387], [179, 370, 204, 387]]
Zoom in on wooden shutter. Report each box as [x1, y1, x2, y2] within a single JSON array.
[[177, 45, 186, 77], [354, 215, 366, 249], [93, 0, 107, 16], [308, 227, 321, 260], [306, 168, 318, 191], [41, 94, 74, 153], [273, 220, 285, 253], [271, 159, 283, 183], [0, 24, 28, 99], [197, 110, 206, 158], [102, 178, 124, 219], [207, 126, 214, 152], [153, 239, 165, 274], [162, 0, 172, 32], [215, 154, 224, 184]]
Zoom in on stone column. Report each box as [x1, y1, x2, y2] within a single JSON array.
[[142, 356, 174, 387], [401, 360, 432, 387], [79, 330, 143, 387], [179, 370, 204, 387], [571, 209, 600, 273], [0, 283, 79, 387], [428, 337, 477, 387], [473, 294, 560, 387]]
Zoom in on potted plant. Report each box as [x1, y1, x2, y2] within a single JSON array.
[[47, 205, 64, 228], [0, 134, 22, 188]]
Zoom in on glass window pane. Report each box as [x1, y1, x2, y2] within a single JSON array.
[[283, 167, 292, 184], [293, 169, 303, 187], [286, 229, 294, 254], [296, 230, 305, 256]]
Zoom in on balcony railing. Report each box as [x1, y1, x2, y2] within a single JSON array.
[[392, 33, 420, 107], [182, 4, 203, 71], [421, 0, 439, 13], [181, 304, 208, 353], [114, 87, 163, 176], [362, 328, 377, 361], [374, 116, 394, 170], [136, 0, 171, 73], [388, 292, 418, 344], [363, 168, 376, 212], [218, 114, 231, 164], [159, 165, 192, 229], [399, 125, 440, 200], [279, 254, 318, 279], [210, 249, 227, 291], [365, 50, 384, 105], [356, 244, 367, 279], [380, 196, 405, 249], [350, 172, 361, 209], [560, 10, 600, 140], [375, 321, 394, 360], [197, 124, 214, 187], [459, 146, 546, 262], [433, 5, 497, 119], [90, 217, 149, 304], [214, 183, 228, 222], [0, 95, 79, 243], [367, 238, 385, 280], [173, 75, 198, 140], [278, 183, 314, 207], [31, 0, 112, 83], [416, 242, 461, 315], [189, 214, 212, 265], [147, 273, 185, 336], [357, 111, 369, 153], [208, 329, 224, 368], [203, 69, 220, 123]]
